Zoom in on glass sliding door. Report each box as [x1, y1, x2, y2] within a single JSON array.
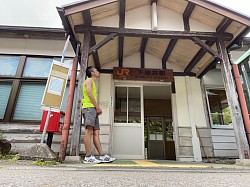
[[112, 85, 144, 159]]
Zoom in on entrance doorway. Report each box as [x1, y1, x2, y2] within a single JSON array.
[[111, 83, 175, 160], [144, 86, 176, 160], [112, 85, 144, 159]]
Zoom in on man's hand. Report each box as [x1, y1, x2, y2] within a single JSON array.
[[96, 107, 103, 116]]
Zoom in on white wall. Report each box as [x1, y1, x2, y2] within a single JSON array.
[[93, 4, 215, 32], [190, 77, 207, 127], [93, 15, 119, 28], [98, 74, 112, 124], [203, 69, 224, 87], [125, 6, 151, 30], [102, 52, 184, 71], [231, 50, 247, 62], [175, 76, 190, 127], [174, 76, 207, 127], [0, 38, 75, 57], [157, 6, 183, 31]]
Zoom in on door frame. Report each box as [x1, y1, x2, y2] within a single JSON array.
[[146, 116, 166, 159], [111, 82, 144, 159], [111, 80, 173, 159]]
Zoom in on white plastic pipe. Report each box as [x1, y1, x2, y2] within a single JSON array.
[[151, 2, 158, 31]]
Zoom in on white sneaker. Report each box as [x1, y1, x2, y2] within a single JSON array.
[[99, 154, 116, 163], [83, 155, 101, 164]]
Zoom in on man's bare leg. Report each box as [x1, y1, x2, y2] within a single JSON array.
[[84, 126, 93, 156], [93, 130, 104, 156]]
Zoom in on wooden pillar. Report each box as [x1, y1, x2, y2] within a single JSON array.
[[216, 39, 250, 159], [70, 31, 91, 156]]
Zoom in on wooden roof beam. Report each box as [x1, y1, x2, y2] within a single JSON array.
[[74, 25, 234, 41], [118, 37, 124, 67], [183, 2, 195, 31], [140, 38, 148, 68], [118, 0, 126, 68], [198, 25, 250, 78], [192, 37, 221, 61], [88, 33, 117, 55], [216, 17, 233, 33], [99, 69, 196, 77], [57, 7, 78, 52], [184, 17, 233, 73], [184, 41, 214, 73], [82, 10, 101, 70], [162, 39, 177, 69]]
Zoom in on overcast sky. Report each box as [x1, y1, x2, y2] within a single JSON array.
[[0, 0, 249, 33]]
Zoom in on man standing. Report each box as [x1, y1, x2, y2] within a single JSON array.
[[82, 66, 115, 164]]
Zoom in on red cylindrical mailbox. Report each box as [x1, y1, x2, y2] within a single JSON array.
[[40, 110, 65, 133]]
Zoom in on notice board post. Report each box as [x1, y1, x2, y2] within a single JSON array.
[[41, 61, 69, 144]]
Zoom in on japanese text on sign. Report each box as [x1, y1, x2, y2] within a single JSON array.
[[113, 67, 173, 82]]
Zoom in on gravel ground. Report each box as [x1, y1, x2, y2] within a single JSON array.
[[1, 161, 250, 187]]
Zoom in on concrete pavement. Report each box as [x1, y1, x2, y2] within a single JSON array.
[[58, 159, 250, 172], [2, 159, 250, 186], [2, 158, 250, 172]]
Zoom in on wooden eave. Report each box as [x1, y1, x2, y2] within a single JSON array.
[[0, 25, 66, 40], [60, 0, 250, 77], [63, 0, 118, 16], [188, 0, 250, 26]]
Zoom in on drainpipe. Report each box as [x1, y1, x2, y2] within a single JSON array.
[[228, 43, 250, 145], [59, 44, 80, 162]]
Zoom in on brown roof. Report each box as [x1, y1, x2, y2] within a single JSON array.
[[58, 0, 250, 77]]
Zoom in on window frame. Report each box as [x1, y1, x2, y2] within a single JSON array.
[[205, 86, 233, 129], [114, 85, 143, 126], [0, 54, 76, 123]]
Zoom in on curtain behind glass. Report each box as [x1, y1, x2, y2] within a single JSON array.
[[0, 82, 12, 119], [13, 83, 45, 120]]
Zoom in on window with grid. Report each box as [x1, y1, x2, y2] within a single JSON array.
[[206, 88, 232, 126]]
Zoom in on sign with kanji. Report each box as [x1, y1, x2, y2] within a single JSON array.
[[113, 67, 173, 82]]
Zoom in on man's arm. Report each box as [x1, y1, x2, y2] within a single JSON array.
[[85, 79, 102, 115]]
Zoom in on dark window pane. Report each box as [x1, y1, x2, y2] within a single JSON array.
[[114, 87, 127, 123], [128, 87, 141, 123], [207, 89, 232, 125]]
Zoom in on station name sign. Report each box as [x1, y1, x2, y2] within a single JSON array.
[[113, 67, 173, 82]]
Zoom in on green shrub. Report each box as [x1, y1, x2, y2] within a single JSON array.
[[0, 153, 20, 162], [32, 159, 58, 167]]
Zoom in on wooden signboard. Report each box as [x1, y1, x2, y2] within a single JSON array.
[[41, 60, 69, 111], [113, 67, 173, 82]]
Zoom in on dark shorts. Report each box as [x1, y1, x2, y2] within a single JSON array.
[[82, 108, 100, 130]]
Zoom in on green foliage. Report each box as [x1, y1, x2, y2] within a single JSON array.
[[212, 107, 232, 125], [0, 132, 5, 140], [223, 108, 232, 124], [32, 159, 57, 167], [0, 153, 20, 162]]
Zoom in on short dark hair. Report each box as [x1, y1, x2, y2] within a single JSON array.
[[86, 66, 94, 78]]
